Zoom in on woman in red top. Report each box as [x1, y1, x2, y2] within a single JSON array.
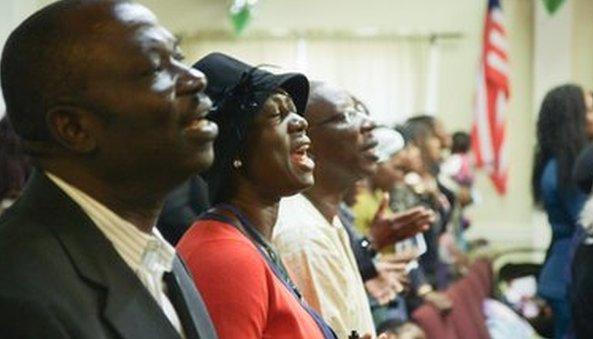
[[177, 53, 335, 339]]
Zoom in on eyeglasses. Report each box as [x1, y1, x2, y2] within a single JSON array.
[[312, 107, 369, 128]]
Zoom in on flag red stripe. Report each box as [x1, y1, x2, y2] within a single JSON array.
[[472, 0, 509, 195]]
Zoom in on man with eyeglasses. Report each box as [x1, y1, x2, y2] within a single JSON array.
[[272, 81, 377, 338], [273, 82, 432, 338]]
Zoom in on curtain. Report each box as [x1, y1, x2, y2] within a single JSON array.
[[182, 36, 434, 126]]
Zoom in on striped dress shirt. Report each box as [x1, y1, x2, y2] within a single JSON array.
[[46, 172, 185, 337]]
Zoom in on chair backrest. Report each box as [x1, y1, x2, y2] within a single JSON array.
[[474, 259, 493, 295], [451, 278, 491, 339], [412, 304, 458, 339], [467, 269, 488, 300], [414, 260, 494, 339]]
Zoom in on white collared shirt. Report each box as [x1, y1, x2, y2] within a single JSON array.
[[46, 172, 185, 337], [273, 193, 376, 339]]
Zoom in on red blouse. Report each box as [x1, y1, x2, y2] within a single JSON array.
[[177, 218, 324, 339]]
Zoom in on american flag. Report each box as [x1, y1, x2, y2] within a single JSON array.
[[471, 0, 510, 195]]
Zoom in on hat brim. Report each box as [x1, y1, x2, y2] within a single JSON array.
[[267, 73, 309, 115]]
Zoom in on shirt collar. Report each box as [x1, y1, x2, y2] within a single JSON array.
[[293, 193, 342, 229], [46, 172, 175, 275]]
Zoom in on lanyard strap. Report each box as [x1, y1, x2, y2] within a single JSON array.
[[204, 204, 337, 339]]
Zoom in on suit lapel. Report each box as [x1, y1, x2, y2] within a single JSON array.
[[21, 171, 181, 339], [168, 256, 217, 339]]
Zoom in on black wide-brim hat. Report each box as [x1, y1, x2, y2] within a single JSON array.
[[194, 52, 309, 116], [193, 52, 310, 203]]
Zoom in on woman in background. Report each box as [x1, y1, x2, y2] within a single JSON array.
[[532, 84, 593, 339]]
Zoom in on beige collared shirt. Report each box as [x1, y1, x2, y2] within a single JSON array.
[[46, 172, 185, 337], [273, 193, 376, 339]]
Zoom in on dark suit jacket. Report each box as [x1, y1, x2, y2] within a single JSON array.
[[0, 170, 217, 339], [572, 240, 593, 338]]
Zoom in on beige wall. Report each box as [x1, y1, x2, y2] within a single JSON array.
[[572, 0, 593, 89]]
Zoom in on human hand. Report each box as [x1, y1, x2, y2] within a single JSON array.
[[423, 291, 453, 313], [370, 193, 435, 249], [364, 269, 400, 306], [377, 253, 415, 290]]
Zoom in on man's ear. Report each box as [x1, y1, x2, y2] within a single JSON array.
[[46, 106, 102, 153]]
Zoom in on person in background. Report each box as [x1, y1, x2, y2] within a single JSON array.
[[572, 176, 593, 338], [273, 82, 433, 338], [405, 115, 451, 165], [350, 101, 432, 252], [389, 126, 426, 214], [571, 91, 593, 338], [403, 118, 452, 288], [353, 126, 410, 241], [157, 176, 210, 245], [341, 180, 414, 308], [387, 125, 454, 315], [573, 141, 593, 195], [177, 53, 336, 339], [0, 1, 218, 338], [532, 84, 593, 339], [438, 131, 476, 266], [349, 125, 432, 335], [440, 131, 475, 206], [0, 117, 31, 214]]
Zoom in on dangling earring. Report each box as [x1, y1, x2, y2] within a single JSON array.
[[233, 159, 243, 169]]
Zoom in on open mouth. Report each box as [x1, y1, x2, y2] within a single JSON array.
[[182, 98, 218, 141], [361, 139, 379, 161], [182, 116, 218, 142], [291, 141, 315, 171], [361, 138, 379, 152]]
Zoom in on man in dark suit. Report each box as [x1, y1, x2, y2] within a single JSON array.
[[0, 1, 218, 338]]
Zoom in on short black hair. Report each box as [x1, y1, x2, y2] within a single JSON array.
[[402, 116, 435, 144], [406, 114, 436, 129], [451, 131, 471, 154], [0, 0, 122, 142]]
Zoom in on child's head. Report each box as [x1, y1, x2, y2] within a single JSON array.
[[451, 131, 471, 154]]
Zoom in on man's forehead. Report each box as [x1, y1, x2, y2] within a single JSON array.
[[305, 86, 350, 125], [134, 25, 178, 51], [113, 2, 158, 26], [319, 89, 352, 114], [111, 3, 176, 46]]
